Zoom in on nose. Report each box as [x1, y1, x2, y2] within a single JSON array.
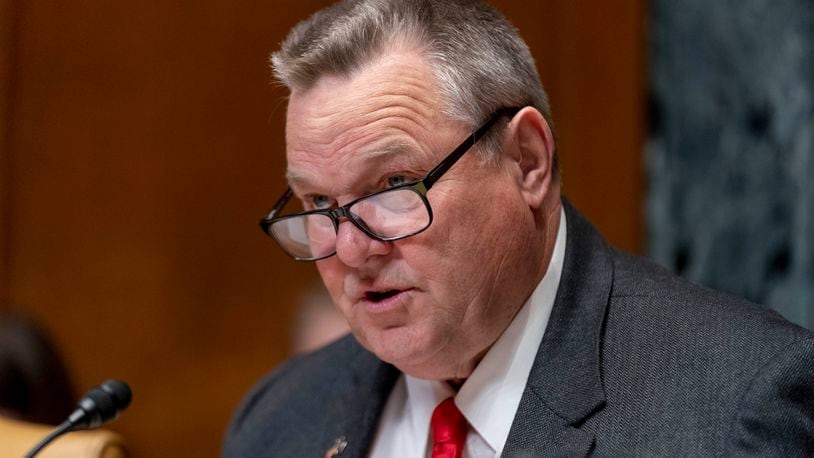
[[334, 219, 392, 268]]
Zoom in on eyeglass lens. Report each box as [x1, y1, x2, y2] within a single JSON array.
[[269, 186, 430, 260]]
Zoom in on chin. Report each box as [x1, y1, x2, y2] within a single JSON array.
[[368, 326, 421, 360], [363, 327, 458, 380]]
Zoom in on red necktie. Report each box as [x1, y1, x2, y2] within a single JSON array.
[[430, 397, 468, 458]]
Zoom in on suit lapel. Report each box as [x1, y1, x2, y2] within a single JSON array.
[[319, 347, 400, 458], [504, 200, 612, 457]]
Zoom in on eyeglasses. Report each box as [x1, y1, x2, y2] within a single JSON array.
[[260, 107, 520, 261]]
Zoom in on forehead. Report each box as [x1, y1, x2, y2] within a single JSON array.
[[284, 49, 448, 190]]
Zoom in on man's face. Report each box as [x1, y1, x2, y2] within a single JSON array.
[[285, 49, 540, 380]]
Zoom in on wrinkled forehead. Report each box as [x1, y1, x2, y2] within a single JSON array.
[[285, 49, 441, 140], [283, 49, 451, 191]]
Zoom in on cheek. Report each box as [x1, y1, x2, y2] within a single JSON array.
[[433, 178, 517, 251], [407, 201, 491, 297], [424, 180, 525, 292]]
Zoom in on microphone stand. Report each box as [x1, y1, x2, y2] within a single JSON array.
[[24, 419, 76, 458]]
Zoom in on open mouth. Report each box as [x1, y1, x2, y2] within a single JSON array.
[[365, 289, 402, 302]]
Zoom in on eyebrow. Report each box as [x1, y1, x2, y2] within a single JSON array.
[[285, 140, 420, 188], [285, 169, 315, 188], [359, 140, 417, 160]]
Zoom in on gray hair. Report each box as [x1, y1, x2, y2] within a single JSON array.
[[271, 0, 557, 170]]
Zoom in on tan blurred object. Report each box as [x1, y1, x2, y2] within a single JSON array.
[[0, 416, 127, 458], [292, 284, 350, 354]]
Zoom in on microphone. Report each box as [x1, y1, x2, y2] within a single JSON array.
[[25, 379, 132, 458], [69, 379, 132, 429]]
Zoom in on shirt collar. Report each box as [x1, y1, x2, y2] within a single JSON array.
[[405, 207, 567, 454]]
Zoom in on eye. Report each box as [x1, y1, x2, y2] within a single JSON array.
[[385, 175, 410, 188], [311, 195, 334, 209]]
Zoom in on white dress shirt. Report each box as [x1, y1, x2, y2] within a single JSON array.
[[369, 209, 567, 457]]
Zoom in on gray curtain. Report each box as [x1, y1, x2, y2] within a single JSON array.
[[647, 0, 814, 330]]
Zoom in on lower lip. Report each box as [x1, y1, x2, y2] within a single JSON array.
[[362, 289, 414, 315]]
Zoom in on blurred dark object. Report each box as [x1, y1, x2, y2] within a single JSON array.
[[0, 310, 75, 425], [647, 0, 813, 330]]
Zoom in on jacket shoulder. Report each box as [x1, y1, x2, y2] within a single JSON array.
[[608, 247, 812, 348], [611, 249, 813, 326], [223, 335, 370, 457], [595, 248, 814, 453]]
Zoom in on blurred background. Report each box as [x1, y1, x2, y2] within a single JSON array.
[[0, 0, 810, 456]]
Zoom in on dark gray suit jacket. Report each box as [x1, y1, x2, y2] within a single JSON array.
[[224, 201, 814, 457]]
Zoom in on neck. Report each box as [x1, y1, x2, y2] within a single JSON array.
[[446, 379, 465, 391]]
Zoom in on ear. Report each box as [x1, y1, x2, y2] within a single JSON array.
[[504, 107, 556, 209]]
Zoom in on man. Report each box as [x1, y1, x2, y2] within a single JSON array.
[[224, 1, 814, 456]]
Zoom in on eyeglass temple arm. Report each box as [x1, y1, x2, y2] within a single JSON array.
[[268, 187, 293, 219], [423, 107, 521, 188]]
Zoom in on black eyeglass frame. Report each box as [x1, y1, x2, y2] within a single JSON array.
[[259, 106, 521, 261]]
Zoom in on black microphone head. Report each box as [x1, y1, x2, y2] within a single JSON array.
[[69, 379, 132, 430], [100, 379, 132, 411]]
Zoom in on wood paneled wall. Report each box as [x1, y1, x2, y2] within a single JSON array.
[[1, 0, 13, 307], [517, 1, 646, 251], [1, 1, 644, 456]]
